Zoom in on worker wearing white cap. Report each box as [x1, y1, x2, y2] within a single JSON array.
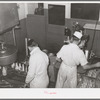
[[55, 31, 100, 88], [73, 31, 82, 40]]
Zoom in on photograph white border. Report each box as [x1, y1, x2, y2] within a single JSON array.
[[0, 1, 100, 99]]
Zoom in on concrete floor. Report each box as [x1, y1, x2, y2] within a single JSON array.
[[0, 66, 55, 88]]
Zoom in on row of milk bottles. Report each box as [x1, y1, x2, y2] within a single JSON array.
[[11, 62, 28, 73]]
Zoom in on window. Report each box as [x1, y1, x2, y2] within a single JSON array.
[[48, 4, 65, 25], [71, 3, 100, 20]]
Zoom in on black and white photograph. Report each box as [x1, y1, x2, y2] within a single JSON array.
[[1, 1, 100, 98]]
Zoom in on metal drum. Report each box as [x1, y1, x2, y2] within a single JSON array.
[[0, 44, 17, 66]]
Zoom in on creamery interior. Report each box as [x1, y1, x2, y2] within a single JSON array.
[[0, 3, 100, 88]]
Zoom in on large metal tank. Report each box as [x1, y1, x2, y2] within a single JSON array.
[[0, 43, 17, 66]]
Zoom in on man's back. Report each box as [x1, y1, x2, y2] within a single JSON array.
[[57, 43, 82, 67], [26, 47, 49, 88], [34, 50, 49, 78]]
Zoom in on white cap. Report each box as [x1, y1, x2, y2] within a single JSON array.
[[73, 31, 82, 39]]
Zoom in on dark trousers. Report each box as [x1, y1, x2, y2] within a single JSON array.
[[54, 67, 59, 85]]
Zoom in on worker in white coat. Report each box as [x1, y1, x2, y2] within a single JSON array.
[[25, 39, 49, 88], [55, 31, 100, 88]]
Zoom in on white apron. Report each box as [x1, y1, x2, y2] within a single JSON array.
[[56, 62, 77, 88], [30, 74, 49, 88]]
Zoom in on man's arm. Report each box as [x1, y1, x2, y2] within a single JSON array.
[[53, 57, 62, 68], [56, 57, 62, 62], [25, 56, 37, 84], [82, 62, 100, 70], [78, 49, 100, 70]]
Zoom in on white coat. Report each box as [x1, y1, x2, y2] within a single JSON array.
[[25, 47, 49, 88], [56, 43, 88, 88]]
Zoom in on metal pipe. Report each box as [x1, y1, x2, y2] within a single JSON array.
[[12, 28, 16, 46], [25, 38, 28, 56]]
